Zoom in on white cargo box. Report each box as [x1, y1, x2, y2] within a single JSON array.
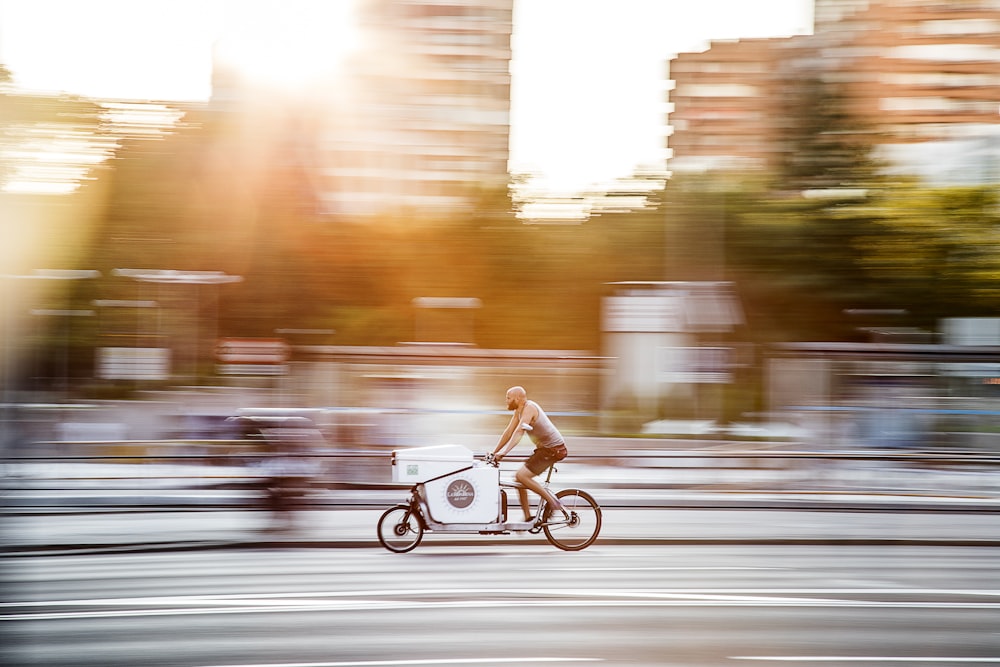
[[422, 465, 500, 523], [391, 444, 474, 483]]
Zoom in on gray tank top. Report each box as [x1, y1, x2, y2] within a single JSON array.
[[526, 400, 564, 449]]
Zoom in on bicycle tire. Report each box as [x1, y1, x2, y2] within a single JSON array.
[[376, 504, 423, 553], [543, 488, 601, 551]]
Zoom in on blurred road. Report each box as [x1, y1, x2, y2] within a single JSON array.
[[4, 450, 999, 666], [3, 542, 999, 666], [3, 500, 1000, 555]]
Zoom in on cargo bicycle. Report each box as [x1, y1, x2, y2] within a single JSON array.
[[376, 444, 602, 553]]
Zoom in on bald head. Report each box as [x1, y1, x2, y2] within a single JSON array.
[[505, 385, 526, 411]]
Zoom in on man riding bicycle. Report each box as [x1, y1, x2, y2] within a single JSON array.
[[487, 386, 570, 523]]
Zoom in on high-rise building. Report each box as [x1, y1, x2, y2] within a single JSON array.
[[668, 0, 1000, 184], [318, 0, 513, 216], [209, 0, 513, 217], [813, 0, 871, 28], [667, 37, 801, 173]]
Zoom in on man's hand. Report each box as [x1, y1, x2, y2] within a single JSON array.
[[484, 452, 500, 467]]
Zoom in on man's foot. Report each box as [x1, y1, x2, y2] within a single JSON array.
[[546, 504, 570, 522], [541, 503, 569, 523], [506, 519, 534, 533]]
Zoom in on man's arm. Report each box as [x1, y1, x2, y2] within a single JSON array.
[[493, 413, 519, 457], [493, 404, 538, 460]]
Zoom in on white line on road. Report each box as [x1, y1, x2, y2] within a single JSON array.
[[531, 567, 784, 572], [5, 587, 999, 609], [5, 595, 1000, 622], [732, 658, 1000, 663], [195, 659, 603, 667], [5, 588, 1000, 623]]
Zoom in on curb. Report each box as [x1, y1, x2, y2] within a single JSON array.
[[4, 494, 1000, 515], [7, 535, 1000, 557]]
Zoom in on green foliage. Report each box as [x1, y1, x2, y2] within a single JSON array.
[[665, 172, 1000, 344], [72, 94, 1000, 357], [858, 182, 1000, 320]]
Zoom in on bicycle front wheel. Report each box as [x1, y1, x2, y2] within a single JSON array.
[[377, 504, 423, 553], [543, 488, 601, 551]]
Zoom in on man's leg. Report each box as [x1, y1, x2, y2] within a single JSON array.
[[517, 486, 532, 522], [515, 465, 565, 520]]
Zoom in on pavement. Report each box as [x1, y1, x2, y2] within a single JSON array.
[[4, 439, 1000, 554], [4, 489, 1000, 555]]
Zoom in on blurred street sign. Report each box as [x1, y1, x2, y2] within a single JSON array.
[[603, 294, 683, 333], [660, 346, 733, 384], [113, 268, 242, 285], [216, 338, 289, 375], [97, 347, 170, 381], [603, 281, 743, 333], [31, 309, 95, 317]]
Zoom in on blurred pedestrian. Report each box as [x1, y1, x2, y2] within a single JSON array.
[[230, 415, 313, 531]]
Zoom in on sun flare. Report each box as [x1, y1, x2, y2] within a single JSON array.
[[214, 0, 361, 91]]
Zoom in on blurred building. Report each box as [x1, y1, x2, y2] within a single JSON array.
[[669, 0, 1000, 184], [601, 281, 745, 422], [667, 36, 808, 173], [326, 0, 514, 217], [210, 1, 513, 218]]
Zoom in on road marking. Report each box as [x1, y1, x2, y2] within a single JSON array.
[[532, 567, 783, 572], [5, 591, 1000, 621], [5, 588, 1000, 623], [5, 587, 998, 609], [201, 660, 599, 667], [732, 658, 1000, 663]]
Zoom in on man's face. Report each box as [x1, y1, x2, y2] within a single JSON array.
[[506, 392, 517, 410]]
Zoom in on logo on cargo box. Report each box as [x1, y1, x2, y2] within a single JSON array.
[[446, 479, 475, 509]]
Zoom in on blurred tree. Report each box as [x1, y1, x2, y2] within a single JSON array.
[[725, 186, 880, 342], [664, 170, 893, 344], [63, 72, 993, 362], [774, 76, 882, 193], [858, 182, 1000, 324], [82, 103, 341, 369], [696, 75, 895, 342], [668, 171, 1000, 346], [470, 178, 667, 350]]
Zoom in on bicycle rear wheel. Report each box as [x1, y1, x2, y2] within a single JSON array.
[[543, 488, 601, 551], [377, 504, 423, 553]]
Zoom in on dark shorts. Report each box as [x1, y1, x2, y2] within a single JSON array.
[[525, 443, 567, 475]]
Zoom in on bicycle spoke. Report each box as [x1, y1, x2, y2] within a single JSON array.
[[543, 489, 601, 551]]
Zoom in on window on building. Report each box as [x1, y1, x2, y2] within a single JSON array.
[[887, 44, 1000, 62], [882, 72, 1000, 87], [681, 83, 759, 98], [916, 18, 1000, 35]]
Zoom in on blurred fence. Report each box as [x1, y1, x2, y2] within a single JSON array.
[[3, 444, 999, 512]]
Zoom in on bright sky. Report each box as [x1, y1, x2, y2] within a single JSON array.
[[0, 0, 813, 192]]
